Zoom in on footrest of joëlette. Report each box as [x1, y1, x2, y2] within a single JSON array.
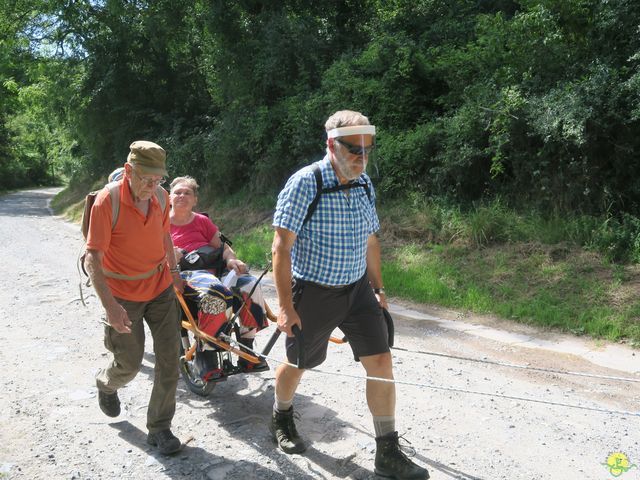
[[201, 368, 226, 382]]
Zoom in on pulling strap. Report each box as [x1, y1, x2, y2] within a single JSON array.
[[103, 262, 165, 280]]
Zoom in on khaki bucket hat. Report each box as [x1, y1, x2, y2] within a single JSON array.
[[126, 140, 167, 176]]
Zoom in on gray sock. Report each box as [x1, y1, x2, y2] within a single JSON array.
[[373, 416, 395, 438], [274, 394, 294, 413]]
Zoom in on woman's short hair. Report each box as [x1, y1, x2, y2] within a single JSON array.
[[170, 176, 199, 196]]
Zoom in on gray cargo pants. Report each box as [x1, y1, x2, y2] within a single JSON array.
[[95, 285, 180, 433]]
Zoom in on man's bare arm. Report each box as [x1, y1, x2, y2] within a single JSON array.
[[366, 234, 388, 309], [163, 232, 183, 293], [84, 249, 132, 333], [272, 227, 300, 336]]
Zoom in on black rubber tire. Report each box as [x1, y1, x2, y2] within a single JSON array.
[[179, 355, 216, 397], [179, 329, 216, 397]]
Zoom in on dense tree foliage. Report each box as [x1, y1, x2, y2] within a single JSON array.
[[3, 0, 640, 216]]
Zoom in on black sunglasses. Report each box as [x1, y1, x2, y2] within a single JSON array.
[[335, 138, 375, 155]]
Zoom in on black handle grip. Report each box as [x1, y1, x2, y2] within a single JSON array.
[[291, 324, 305, 369], [260, 328, 282, 358]]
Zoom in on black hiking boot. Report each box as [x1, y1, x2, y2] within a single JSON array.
[[147, 429, 182, 455], [374, 431, 429, 479], [237, 337, 269, 372], [98, 390, 121, 418], [269, 407, 306, 454]]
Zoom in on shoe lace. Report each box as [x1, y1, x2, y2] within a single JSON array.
[[396, 433, 417, 458]]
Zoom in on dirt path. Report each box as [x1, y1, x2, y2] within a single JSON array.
[[0, 188, 638, 480]]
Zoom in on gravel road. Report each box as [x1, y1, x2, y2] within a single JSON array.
[[0, 188, 639, 480]]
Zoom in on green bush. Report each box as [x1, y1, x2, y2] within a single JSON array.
[[587, 213, 640, 263]]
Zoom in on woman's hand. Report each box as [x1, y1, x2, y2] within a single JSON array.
[[173, 247, 184, 263], [226, 258, 247, 274]]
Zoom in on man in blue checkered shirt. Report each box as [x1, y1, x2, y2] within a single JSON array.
[[270, 110, 429, 479]]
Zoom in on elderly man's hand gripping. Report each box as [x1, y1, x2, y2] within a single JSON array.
[[105, 301, 132, 334]]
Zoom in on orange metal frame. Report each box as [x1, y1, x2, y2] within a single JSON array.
[[175, 288, 347, 363]]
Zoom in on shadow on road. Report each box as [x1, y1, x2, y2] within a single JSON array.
[[110, 420, 280, 479], [203, 375, 366, 479], [141, 351, 466, 479], [140, 350, 367, 477], [421, 457, 486, 480]]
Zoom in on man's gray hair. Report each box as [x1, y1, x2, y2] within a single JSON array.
[[324, 110, 370, 131]]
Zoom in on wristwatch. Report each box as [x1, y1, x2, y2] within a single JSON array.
[[373, 287, 385, 295]]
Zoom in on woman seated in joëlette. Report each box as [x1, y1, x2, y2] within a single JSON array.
[[169, 176, 269, 374]]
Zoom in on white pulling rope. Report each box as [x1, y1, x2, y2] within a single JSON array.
[[220, 330, 640, 418], [390, 346, 640, 383]]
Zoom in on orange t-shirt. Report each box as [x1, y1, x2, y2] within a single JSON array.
[[86, 180, 172, 301]]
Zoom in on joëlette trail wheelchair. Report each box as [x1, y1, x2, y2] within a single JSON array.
[[175, 263, 286, 397], [174, 267, 394, 398]]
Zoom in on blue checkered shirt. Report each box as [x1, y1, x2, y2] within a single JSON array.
[[273, 156, 380, 286]]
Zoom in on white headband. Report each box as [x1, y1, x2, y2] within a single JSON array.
[[327, 125, 376, 138]]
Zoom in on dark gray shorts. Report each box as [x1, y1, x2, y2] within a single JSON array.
[[285, 273, 389, 369]]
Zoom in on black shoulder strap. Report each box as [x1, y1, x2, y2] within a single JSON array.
[[302, 163, 324, 226], [322, 180, 370, 200], [302, 162, 372, 226]]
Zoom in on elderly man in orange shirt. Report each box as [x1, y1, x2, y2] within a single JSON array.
[[84, 140, 184, 455]]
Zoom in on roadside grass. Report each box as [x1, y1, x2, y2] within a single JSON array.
[[230, 225, 274, 269], [51, 175, 105, 223], [225, 218, 640, 345], [198, 189, 275, 269], [382, 242, 640, 344]]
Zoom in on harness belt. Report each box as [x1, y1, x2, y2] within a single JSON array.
[[103, 262, 165, 280]]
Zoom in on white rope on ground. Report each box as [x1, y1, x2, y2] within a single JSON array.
[[390, 346, 640, 383], [219, 331, 640, 418]]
